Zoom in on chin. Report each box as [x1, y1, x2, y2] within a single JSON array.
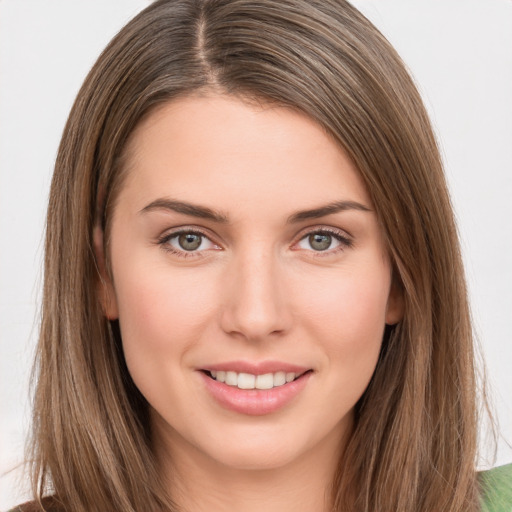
[[204, 440, 307, 472]]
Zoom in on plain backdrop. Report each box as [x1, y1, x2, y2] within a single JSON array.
[[1, 0, 511, 508]]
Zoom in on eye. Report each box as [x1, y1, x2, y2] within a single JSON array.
[[175, 232, 204, 251], [158, 229, 220, 256], [295, 229, 352, 253]]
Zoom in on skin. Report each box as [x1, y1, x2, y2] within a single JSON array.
[[96, 93, 403, 512]]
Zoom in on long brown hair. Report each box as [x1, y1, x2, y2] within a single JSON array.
[[30, 0, 481, 510]]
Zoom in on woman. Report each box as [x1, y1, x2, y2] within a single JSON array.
[[11, 0, 511, 511]]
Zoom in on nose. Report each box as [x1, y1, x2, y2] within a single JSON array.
[[219, 248, 292, 342]]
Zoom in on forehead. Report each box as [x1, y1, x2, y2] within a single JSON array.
[[118, 93, 372, 217]]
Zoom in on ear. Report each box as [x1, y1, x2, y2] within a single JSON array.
[[93, 225, 119, 320], [385, 273, 404, 326]]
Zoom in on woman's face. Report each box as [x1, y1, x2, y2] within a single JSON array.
[[99, 94, 403, 474]]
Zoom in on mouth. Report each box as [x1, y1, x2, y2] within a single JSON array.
[[198, 361, 313, 415], [202, 369, 311, 390]]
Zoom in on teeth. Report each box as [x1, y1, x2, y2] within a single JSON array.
[[255, 373, 273, 389], [238, 373, 256, 389], [225, 371, 238, 386], [274, 371, 286, 386], [208, 370, 301, 389]]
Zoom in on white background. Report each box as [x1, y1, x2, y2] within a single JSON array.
[[1, 0, 511, 509]]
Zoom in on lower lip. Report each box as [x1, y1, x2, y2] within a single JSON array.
[[199, 371, 312, 416]]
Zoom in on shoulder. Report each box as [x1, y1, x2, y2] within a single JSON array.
[[5, 497, 61, 512], [479, 463, 512, 511]]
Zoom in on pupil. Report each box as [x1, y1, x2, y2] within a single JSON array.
[[179, 233, 202, 251], [309, 233, 331, 251]]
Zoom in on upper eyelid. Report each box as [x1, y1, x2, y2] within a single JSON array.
[[158, 225, 216, 241], [295, 225, 352, 240]]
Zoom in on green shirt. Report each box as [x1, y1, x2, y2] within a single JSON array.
[[479, 464, 512, 512]]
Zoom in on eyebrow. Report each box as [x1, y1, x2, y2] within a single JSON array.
[[139, 198, 371, 223], [139, 198, 229, 223], [286, 200, 372, 223]]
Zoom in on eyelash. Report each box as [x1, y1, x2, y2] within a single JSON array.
[[157, 228, 216, 259], [297, 228, 353, 257], [156, 226, 353, 259]]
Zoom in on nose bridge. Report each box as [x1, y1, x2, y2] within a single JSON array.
[[220, 243, 290, 340]]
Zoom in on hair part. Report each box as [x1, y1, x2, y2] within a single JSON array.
[[31, 1, 481, 510]]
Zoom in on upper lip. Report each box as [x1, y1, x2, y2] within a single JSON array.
[[200, 360, 311, 375]]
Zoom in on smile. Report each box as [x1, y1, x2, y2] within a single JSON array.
[[199, 364, 313, 415], [208, 370, 302, 390]]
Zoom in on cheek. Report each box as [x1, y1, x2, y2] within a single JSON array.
[[295, 259, 391, 365], [112, 257, 219, 369]]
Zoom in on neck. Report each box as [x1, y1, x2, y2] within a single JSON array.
[[154, 421, 349, 512]]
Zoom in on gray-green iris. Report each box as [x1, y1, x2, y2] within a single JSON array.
[[179, 233, 202, 251], [309, 233, 332, 251]]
